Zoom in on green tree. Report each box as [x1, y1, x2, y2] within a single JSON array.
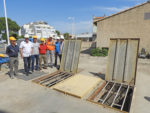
[[63, 33, 70, 40], [56, 30, 60, 36], [0, 17, 20, 41]]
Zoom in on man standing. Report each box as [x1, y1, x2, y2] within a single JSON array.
[[39, 38, 47, 70], [31, 35, 39, 72], [6, 37, 19, 79], [54, 37, 60, 67], [59, 35, 64, 61], [46, 35, 55, 68], [20, 34, 33, 76]]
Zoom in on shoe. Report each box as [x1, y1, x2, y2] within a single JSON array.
[[14, 73, 19, 76], [43, 67, 47, 69], [26, 73, 29, 76], [28, 72, 32, 74], [10, 76, 14, 79], [50, 66, 53, 68]]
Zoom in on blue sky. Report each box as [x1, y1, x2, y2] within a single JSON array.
[[0, 0, 147, 34]]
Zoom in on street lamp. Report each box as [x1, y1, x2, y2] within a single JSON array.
[[3, 0, 10, 45], [68, 17, 75, 39]]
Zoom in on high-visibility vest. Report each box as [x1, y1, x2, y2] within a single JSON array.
[[46, 40, 55, 50]]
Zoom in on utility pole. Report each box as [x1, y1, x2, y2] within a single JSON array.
[[3, 0, 10, 45], [68, 17, 75, 39]]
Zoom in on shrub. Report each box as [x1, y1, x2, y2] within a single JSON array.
[[90, 48, 108, 57]]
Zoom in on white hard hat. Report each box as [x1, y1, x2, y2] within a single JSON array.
[[60, 35, 64, 39], [49, 34, 53, 38], [24, 34, 29, 38], [56, 37, 60, 40]]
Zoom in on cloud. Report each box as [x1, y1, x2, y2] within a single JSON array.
[[53, 20, 92, 34], [93, 6, 130, 12]]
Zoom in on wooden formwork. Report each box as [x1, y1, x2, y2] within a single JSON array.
[[32, 40, 82, 87], [87, 38, 140, 113]]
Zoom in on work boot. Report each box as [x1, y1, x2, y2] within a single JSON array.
[[14, 73, 19, 76], [26, 72, 29, 76], [10, 75, 14, 79]]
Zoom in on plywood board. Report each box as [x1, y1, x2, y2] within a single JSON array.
[[53, 74, 102, 98]]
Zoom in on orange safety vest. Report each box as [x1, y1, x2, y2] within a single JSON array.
[[46, 40, 55, 50]]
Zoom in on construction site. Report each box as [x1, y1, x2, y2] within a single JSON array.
[[0, 1, 150, 113]]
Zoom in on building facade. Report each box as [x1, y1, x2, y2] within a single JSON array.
[[18, 21, 57, 39], [95, 2, 150, 51]]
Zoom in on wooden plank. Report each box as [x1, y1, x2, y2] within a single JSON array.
[[53, 74, 102, 98], [32, 71, 60, 83], [124, 39, 139, 85], [88, 81, 106, 100], [106, 40, 117, 81], [113, 40, 127, 83]]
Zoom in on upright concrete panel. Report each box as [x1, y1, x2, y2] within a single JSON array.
[[71, 40, 82, 73], [60, 40, 69, 71], [124, 39, 139, 85], [60, 40, 82, 74], [106, 38, 139, 85], [113, 40, 127, 83], [106, 40, 117, 81]]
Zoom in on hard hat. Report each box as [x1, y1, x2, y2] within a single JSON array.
[[0, 54, 5, 57], [9, 36, 16, 41], [56, 37, 60, 40], [49, 34, 53, 38], [33, 35, 37, 39], [60, 35, 64, 39], [24, 34, 29, 38], [40, 38, 45, 41]]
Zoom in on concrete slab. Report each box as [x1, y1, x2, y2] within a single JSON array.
[[53, 74, 102, 98]]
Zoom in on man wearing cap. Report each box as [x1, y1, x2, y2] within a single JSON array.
[[31, 35, 39, 72], [39, 38, 47, 70], [20, 34, 33, 76], [6, 36, 19, 79], [46, 35, 55, 68], [54, 37, 60, 67]]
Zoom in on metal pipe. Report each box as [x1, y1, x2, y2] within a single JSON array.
[[102, 82, 116, 104], [111, 84, 123, 107], [3, 0, 10, 45], [121, 85, 130, 111]]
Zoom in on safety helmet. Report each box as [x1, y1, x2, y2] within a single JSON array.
[[40, 38, 45, 41], [24, 34, 29, 38], [33, 35, 37, 39], [60, 35, 64, 39], [9, 36, 16, 41]]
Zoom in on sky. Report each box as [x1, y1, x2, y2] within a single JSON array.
[[0, 0, 147, 34]]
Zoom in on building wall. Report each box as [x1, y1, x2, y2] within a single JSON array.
[[96, 3, 150, 51]]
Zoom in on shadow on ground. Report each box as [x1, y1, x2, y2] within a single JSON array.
[[89, 72, 105, 80], [144, 96, 150, 102], [0, 110, 12, 113], [17, 69, 47, 81]]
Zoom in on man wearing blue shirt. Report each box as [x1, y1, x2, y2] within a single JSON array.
[[6, 37, 19, 79], [54, 37, 61, 67]]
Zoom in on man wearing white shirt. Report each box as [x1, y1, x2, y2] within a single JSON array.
[[20, 34, 33, 76]]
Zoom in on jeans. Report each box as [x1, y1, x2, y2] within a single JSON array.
[[55, 52, 61, 66], [23, 56, 31, 73], [31, 55, 39, 71], [9, 57, 19, 76], [46, 50, 54, 66]]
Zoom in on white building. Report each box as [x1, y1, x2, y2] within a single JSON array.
[[18, 21, 57, 39], [76, 33, 93, 41]]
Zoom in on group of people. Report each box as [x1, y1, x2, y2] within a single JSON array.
[[6, 34, 64, 79]]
